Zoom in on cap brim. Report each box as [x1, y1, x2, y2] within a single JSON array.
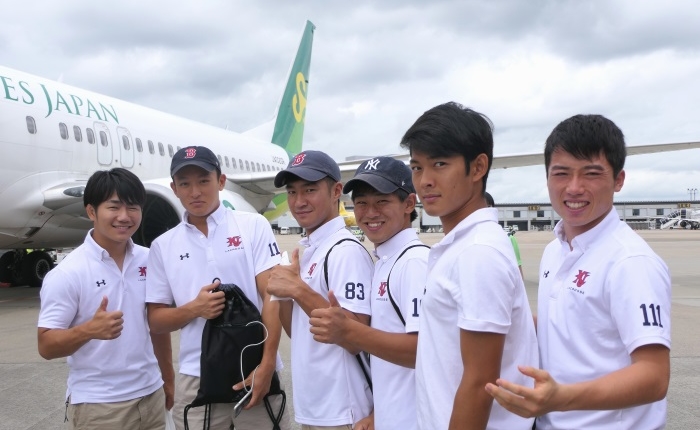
[[274, 167, 330, 188], [343, 174, 404, 195], [171, 160, 218, 177]]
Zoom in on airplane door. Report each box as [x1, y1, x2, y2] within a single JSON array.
[[116, 127, 135, 168], [93, 122, 113, 165]]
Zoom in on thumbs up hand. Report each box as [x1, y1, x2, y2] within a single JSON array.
[[309, 290, 348, 345], [89, 296, 124, 340], [268, 248, 303, 300]]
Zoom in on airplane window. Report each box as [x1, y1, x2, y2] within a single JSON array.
[[245, 160, 250, 171], [148, 140, 155, 154], [73, 126, 82, 142], [168, 144, 174, 157], [87, 128, 95, 144], [99, 131, 108, 147], [224, 156, 230, 168], [239, 159, 243, 170], [158, 142, 164, 156], [231, 158, 237, 169], [177, 146, 181, 151], [59, 123, 69, 140], [135, 138, 143, 152], [256, 163, 261, 172], [122, 135, 131, 151], [217, 155, 223, 166], [26, 116, 37, 134]]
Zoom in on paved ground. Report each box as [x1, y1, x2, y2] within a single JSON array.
[[0, 229, 698, 429]]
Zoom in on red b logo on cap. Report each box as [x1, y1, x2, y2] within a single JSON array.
[[292, 153, 306, 166], [185, 148, 197, 159]]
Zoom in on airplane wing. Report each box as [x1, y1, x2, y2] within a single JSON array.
[[227, 140, 700, 194]]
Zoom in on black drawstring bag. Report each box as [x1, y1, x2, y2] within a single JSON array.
[[184, 281, 286, 430]]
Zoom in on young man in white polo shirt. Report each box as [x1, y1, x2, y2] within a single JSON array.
[[267, 150, 374, 430], [145, 146, 290, 430], [38, 168, 174, 430], [401, 102, 539, 430], [308, 156, 428, 430], [486, 115, 671, 429]]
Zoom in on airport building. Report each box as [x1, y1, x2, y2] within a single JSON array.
[[271, 200, 700, 234]]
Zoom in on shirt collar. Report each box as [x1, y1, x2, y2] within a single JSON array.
[[300, 216, 346, 248], [553, 207, 619, 251], [374, 228, 421, 260], [84, 229, 134, 262], [182, 203, 226, 229], [435, 207, 497, 248]]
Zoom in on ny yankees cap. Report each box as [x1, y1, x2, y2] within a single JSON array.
[[274, 150, 341, 188], [171, 146, 221, 177], [343, 156, 415, 195]]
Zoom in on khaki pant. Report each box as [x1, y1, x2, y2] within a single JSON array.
[[173, 373, 291, 430], [68, 387, 165, 430], [301, 426, 352, 430]]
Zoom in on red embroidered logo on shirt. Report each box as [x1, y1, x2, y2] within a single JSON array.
[[573, 270, 591, 288], [378, 282, 387, 297], [184, 148, 197, 159], [138, 266, 147, 277], [308, 263, 317, 276], [292, 153, 306, 166], [227, 236, 242, 247]]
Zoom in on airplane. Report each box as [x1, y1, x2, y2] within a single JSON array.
[[2, 19, 700, 288], [0, 21, 315, 287], [654, 209, 700, 230]]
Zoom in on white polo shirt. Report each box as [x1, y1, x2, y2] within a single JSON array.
[[536, 209, 671, 430], [146, 204, 282, 377], [370, 228, 428, 430], [38, 231, 162, 404], [415, 208, 538, 430], [290, 216, 373, 426]]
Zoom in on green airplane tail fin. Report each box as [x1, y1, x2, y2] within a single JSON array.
[[271, 20, 315, 157]]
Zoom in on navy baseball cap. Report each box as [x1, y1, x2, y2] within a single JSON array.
[[171, 146, 221, 177], [343, 156, 415, 195], [274, 150, 341, 187]]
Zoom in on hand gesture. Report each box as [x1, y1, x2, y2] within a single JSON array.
[[193, 280, 225, 319], [485, 365, 563, 418], [232, 364, 274, 408], [88, 296, 124, 340], [267, 248, 302, 299], [309, 290, 348, 345]]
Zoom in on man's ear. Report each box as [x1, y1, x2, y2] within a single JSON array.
[[470, 153, 489, 183], [86, 204, 97, 221], [614, 169, 625, 192], [405, 193, 417, 214]]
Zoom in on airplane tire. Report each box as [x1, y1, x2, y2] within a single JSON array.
[[21, 251, 54, 288], [0, 251, 24, 285]]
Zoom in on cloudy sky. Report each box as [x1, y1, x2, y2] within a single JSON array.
[[3, 0, 700, 203]]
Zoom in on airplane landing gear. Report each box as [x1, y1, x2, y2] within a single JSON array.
[[0, 250, 54, 288]]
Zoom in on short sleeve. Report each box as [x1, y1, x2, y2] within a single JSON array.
[[326, 242, 373, 316], [145, 240, 174, 305], [390, 252, 428, 333], [608, 255, 671, 354], [38, 269, 79, 329], [451, 244, 517, 334], [250, 214, 282, 275]]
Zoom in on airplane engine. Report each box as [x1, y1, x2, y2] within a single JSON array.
[[136, 181, 262, 247], [679, 220, 688, 229]]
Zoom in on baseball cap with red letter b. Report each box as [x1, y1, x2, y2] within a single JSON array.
[[170, 146, 221, 177], [274, 150, 341, 188]]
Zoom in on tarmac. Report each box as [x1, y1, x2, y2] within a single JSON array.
[[0, 230, 698, 429]]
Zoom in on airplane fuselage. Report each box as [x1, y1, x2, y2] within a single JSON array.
[[0, 66, 291, 249]]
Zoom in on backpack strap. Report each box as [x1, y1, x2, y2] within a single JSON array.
[[322, 237, 374, 392], [386, 244, 430, 326]]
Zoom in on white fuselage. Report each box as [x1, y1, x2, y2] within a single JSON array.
[[0, 65, 289, 249]]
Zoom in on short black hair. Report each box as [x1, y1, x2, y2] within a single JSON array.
[[544, 114, 626, 177], [84, 168, 146, 209], [400, 102, 494, 191], [350, 182, 418, 222], [484, 192, 495, 207]]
